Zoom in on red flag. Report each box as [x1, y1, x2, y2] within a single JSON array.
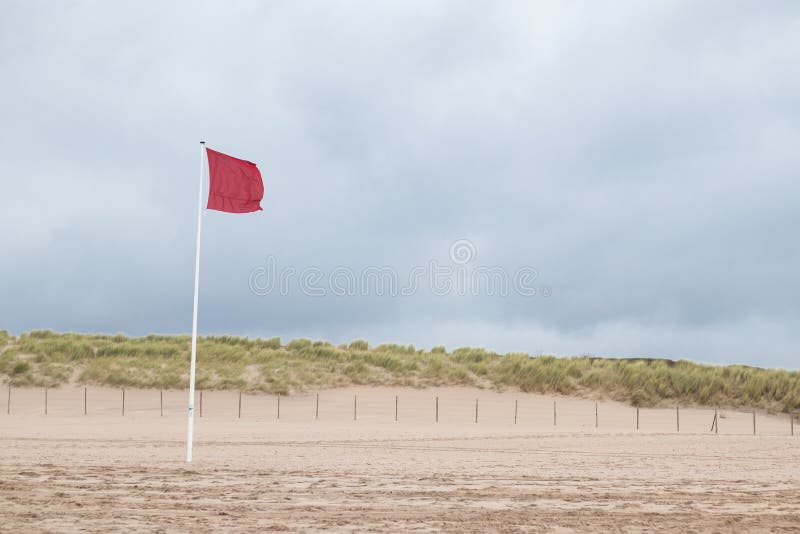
[[205, 148, 264, 213]]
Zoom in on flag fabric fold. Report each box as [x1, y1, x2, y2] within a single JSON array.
[[206, 148, 264, 213]]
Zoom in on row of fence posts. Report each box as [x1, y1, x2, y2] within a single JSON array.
[[3, 386, 798, 435], [7, 386, 141, 417]]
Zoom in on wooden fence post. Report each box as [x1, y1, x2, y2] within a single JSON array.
[[122, 388, 125, 416], [160, 389, 163, 417], [753, 411, 756, 435], [84, 387, 87, 416], [45, 387, 48, 415], [475, 398, 479, 423], [316, 393, 319, 421], [435, 396, 439, 423], [595, 401, 598, 429], [238, 391, 242, 419], [353, 394, 357, 421], [514, 400, 518, 425], [636, 406, 639, 430], [553, 401, 556, 427]]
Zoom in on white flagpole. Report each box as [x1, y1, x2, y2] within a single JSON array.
[[187, 140, 205, 462]]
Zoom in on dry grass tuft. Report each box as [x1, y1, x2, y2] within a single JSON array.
[[0, 330, 797, 412]]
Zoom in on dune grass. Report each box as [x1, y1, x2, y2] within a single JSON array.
[[0, 329, 798, 412]]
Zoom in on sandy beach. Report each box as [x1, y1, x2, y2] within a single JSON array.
[[1, 386, 798, 532]]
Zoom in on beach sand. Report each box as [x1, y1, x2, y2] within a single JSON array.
[[1, 386, 798, 532]]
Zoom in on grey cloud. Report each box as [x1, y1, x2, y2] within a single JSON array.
[[1, 1, 798, 367]]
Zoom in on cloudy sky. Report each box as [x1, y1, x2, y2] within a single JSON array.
[[1, 1, 798, 367]]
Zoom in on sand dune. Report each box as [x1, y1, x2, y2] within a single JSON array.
[[1, 386, 798, 531]]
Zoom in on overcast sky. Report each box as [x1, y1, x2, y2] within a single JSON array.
[[1, 1, 798, 368]]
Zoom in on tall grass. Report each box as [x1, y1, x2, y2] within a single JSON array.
[[0, 330, 797, 412]]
